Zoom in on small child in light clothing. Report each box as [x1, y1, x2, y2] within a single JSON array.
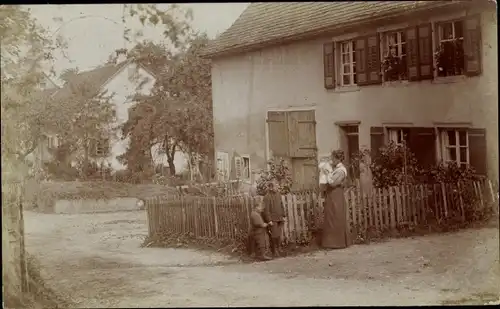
[[318, 157, 333, 195]]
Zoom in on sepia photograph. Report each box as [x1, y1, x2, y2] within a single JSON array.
[[2, 1, 499, 307]]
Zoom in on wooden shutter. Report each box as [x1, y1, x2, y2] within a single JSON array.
[[234, 156, 243, 179], [323, 42, 335, 89], [418, 24, 433, 80], [468, 128, 487, 175], [370, 127, 385, 158], [355, 37, 367, 85], [406, 27, 420, 81], [291, 158, 318, 190], [366, 35, 382, 85], [288, 110, 317, 158], [267, 111, 289, 157], [464, 15, 482, 76], [408, 127, 436, 169]]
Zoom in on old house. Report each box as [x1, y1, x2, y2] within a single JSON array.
[[204, 1, 498, 189], [29, 59, 188, 175]]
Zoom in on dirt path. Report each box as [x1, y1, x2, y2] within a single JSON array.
[[24, 210, 500, 307]]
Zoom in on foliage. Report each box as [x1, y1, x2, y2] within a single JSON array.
[[367, 142, 421, 188], [1, 5, 65, 171], [256, 158, 293, 196], [59, 67, 79, 83], [122, 4, 193, 48], [382, 52, 407, 81], [117, 34, 213, 179], [424, 161, 479, 184], [435, 39, 464, 77]]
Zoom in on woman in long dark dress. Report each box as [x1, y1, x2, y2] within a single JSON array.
[[322, 150, 352, 249]]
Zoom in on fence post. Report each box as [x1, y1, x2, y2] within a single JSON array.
[[244, 195, 251, 230], [212, 197, 219, 238], [457, 182, 466, 222], [440, 183, 448, 218], [194, 198, 199, 238], [181, 197, 186, 232], [475, 181, 485, 210], [388, 187, 396, 228]]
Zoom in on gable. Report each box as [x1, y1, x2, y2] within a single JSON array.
[[102, 62, 156, 102]]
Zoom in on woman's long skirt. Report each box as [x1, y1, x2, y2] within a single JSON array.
[[321, 186, 351, 249]]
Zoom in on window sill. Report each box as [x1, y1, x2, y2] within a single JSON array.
[[333, 85, 360, 93], [432, 75, 467, 84]]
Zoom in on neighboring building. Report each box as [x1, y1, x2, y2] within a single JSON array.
[[204, 1, 498, 189], [29, 59, 188, 175]]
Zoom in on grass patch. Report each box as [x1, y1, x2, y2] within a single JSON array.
[[4, 254, 73, 309]]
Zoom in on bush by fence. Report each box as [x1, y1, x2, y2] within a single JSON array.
[[145, 179, 497, 247]]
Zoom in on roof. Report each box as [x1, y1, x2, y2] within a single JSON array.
[[53, 61, 130, 101], [51, 60, 156, 101], [203, 1, 469, 58]]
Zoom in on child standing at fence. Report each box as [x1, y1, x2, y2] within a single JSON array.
[[249, 202, 273, 261], [262, 179, 286, 258]]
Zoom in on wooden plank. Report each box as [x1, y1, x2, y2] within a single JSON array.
[[488, 179, 496, 205], [395, 186, 402, 226], [457, 182, 466, 222], [363, 192, 368, 231], [298, 194, 307, 242], [350, 189, 357, 230], [388, 187, 396, 229], [411, 185, 418, 225], [440, 183, 448, 218], [291, 193, 299, 243], [281, 195, 289, 242], [476, 181, 485, 210], [419, 185, 425, 224], [367, 191, 373, 228]]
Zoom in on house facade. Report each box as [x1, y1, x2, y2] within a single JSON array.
[[29, 60, 188, 175], [205, 1, 498, 189]]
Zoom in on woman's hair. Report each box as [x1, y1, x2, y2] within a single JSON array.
[[331, 149, 345, 161]]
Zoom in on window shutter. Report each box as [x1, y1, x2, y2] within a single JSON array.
[[370, 127, 385, 158], [417, 24, 433, 80], [267, 111, 289, 157], [406, 27, 420, 81], [464, 15, 482, 76], [355, 37, 368, 85], [234, 156, 243, 179], [323, 42, 335, 89], [366, 35, 382, 85], [408, 127, 436, 169], [288, 110, 317, 158], [468, 128, 487, 175]]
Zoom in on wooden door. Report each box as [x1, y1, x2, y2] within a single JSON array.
[[291, 158, 318, 190], [288, 110, 317, 158], [267, 111, 289, 157]]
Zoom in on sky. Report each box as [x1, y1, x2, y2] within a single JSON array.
[[25, 3, 248, 82]]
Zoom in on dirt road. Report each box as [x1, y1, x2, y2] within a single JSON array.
[[24, 210, 499, 307]]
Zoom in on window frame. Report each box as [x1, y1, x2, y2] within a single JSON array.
[[216, 151, 230, 181], [388, 128, 410, 147], [339, 40, 357, 86], [435, 18, 466, 77], [382, 29, 408, 82], [441, 129, 469, 167], [241, 155, 251, 182]]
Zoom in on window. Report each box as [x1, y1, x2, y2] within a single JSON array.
[[242, 156, 250, 180], [388, 128, 409, 146], [442, 129, 469, 168], [47, 135, 59, 149], [340, 41, 357, 86], [340, 125, 360, 179], [383, 31, 408, 81], [436, 20, 464, 77], [216, 151, 230, 181], [90, 138, 109, 157]]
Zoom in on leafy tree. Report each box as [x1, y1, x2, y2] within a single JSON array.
[[43, 80, 116, 178], [116, 33, 213, 180]]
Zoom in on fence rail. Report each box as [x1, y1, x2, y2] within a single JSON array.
[[146, 180, 497, 245]]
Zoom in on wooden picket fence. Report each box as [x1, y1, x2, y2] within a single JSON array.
[[146, 179, 497, 244]]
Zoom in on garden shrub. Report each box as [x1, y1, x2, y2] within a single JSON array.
[[255, 158, 293, 196]]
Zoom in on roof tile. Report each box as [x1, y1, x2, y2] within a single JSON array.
[[204, 1, 466, 57]]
